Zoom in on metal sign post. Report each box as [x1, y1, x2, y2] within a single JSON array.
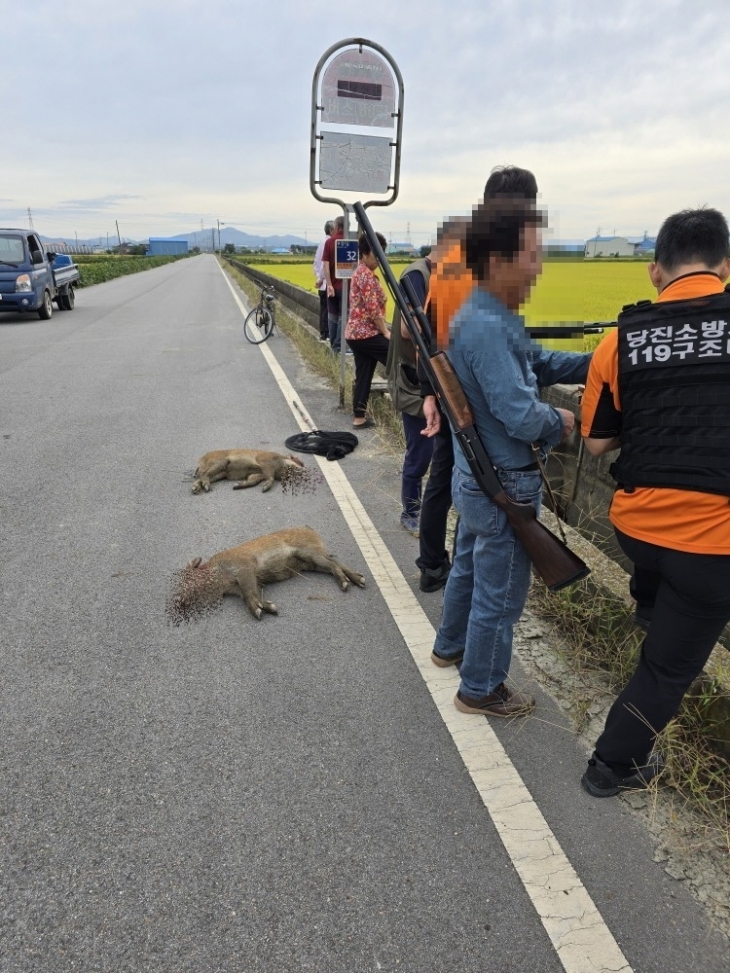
[[310, 38, 404, 405]]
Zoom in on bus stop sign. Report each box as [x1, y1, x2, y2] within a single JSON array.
[[311, 39, 404, 206]]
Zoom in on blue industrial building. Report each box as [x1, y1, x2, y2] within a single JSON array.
[[147, 237, 188, 256]]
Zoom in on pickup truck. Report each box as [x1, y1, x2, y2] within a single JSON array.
[[0, 228, 80, 319]]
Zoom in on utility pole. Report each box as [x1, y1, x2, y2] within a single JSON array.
[[116, 220, 122, 249], [217, 219, 224, 254], [27, 207, 34, 230]]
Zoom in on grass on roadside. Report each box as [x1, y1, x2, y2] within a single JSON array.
[[533, 576, 730, 853]]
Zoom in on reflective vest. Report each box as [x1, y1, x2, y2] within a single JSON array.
[[610, 287, 730, 496]]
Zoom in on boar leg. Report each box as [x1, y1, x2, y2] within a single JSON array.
[[233, 565, 278, 619], [301, 553, 366, 591], [232, 472, 273, 491], [192, 459, 230, 494]]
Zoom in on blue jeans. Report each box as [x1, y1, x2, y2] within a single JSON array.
[[433, 466, 543, 698], [327, 292, 342, 352], [401, 412, 434, 517], [328, 313, 341, 352]]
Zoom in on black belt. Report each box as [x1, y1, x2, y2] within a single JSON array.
[[511, 462, 540, 472]]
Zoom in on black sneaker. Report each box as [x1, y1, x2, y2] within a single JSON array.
[[581, 752, 663, 798], [420, 560, 451, 593]]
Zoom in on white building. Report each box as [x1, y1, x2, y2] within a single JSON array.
[[584, 236, 636, 259]]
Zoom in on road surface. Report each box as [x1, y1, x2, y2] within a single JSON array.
[[1, 255, 727, 972]]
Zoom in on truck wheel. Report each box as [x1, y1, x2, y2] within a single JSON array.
[[65, 287, 75, 310], [38, 291, 53, 320]]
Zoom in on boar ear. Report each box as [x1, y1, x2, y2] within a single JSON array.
[[290, 455, 304, 467], [190, 556, 203, 569]]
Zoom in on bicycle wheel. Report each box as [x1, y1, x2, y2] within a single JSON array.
[[243, 306, 274, 344]]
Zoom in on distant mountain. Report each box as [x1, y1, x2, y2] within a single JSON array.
[[170, 227, 309, 250], [38, 227, 309, 250]]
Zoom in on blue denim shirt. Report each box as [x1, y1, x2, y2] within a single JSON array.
[[448, 285, 592, 474]]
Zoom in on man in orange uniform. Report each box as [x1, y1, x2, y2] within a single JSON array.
[[580, 207, 730, 796]]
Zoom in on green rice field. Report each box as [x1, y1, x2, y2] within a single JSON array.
[[247, 259, 657, 350]]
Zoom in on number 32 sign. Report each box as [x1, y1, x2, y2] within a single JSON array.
[[335, 239, 359, 279]]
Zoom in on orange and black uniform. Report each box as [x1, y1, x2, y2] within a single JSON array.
[[582, 272, 730, 772], [415, 242, 473, 577], [429, 241, 473, 352]]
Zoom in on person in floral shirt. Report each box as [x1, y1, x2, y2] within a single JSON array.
[[345, 232, 390, 428]]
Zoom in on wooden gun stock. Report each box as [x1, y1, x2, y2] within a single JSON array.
[[430, 352, 474, 430], [353, 201, 590, 591], [491, 495, 590, 591]]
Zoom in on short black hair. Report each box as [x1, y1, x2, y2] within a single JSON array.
[[359, 231, 387, 258], [464, 199, 545, 281], [654, 208, 729, 273], [484, 165, 538, 201]]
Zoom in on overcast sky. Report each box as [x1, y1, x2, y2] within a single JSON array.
[[3, 0, 729, 246]]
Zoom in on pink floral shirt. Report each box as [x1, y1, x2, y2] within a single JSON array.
[[344, 262, 387, 341]]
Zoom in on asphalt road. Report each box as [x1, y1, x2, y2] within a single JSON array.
[[1, 255, 728, 973]]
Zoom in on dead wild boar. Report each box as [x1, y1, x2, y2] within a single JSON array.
[[168, 527, 366, 622], [191, 449, 305, 494]]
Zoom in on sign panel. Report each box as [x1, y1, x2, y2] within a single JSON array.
[[335, 239, 359, 279], [321, 49, 395, 128], [311, 39, 403, 204], [319, 132, 392, 194]]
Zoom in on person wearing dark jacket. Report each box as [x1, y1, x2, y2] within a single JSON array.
[[387, 257, 435, 536]]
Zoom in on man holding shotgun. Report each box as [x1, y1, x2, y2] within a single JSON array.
[[429, 199, 592, 717]]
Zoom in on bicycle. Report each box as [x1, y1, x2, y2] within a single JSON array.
[[243, 284, 276, 344]]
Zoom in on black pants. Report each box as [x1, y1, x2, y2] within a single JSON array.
[[318, 289, 328, 338], [347, 334, 389, 418], [595, 529, 730, 773], [416, 409, 454, 572]]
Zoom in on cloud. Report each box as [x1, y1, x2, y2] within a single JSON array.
[[3, 0, 730, 242], [58, 195, 141, 211]]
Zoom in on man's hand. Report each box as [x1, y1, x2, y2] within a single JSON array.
[[557, 408, 575, 440], [327, 284, 335, 298], [421, 395, 441, 437]]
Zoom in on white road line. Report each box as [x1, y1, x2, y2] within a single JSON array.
[[220, 265, 633, 973]]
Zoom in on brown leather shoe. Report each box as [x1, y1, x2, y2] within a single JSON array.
[[454, 683, 535, 717], [430, 649, 464, 668]]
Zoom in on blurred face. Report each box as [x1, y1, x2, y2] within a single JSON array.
[[488, 224, 542, 310]]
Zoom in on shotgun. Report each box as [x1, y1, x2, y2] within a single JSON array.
[[353, 201, 590, 591]]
